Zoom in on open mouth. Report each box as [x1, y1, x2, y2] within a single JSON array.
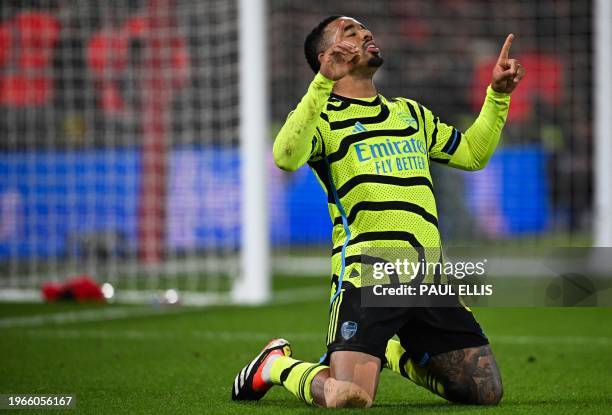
[[364, 41, 380, 53]]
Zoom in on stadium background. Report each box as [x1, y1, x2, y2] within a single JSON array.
[[1, 1, 611, 414], [0, 0, 593, 273]]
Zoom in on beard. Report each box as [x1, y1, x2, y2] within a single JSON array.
[[367, 54, 384, 68]]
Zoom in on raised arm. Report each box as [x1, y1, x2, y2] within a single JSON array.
[[273, 20, 359, 171], [272, 74, 334, 171], [429, 34, 526, 171], [447, 85, 510, 171]]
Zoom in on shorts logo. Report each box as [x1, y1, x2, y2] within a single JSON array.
[[340, 321, 358, 340]]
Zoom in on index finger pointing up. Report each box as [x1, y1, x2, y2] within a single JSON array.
[[498, 33, 515, 62]]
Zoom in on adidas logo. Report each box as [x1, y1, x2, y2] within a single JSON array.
[[352, 122, 368, 133]]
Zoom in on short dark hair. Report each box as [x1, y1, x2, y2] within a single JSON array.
[[304, 15, 342, 73]]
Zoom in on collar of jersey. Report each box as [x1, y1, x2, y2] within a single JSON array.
[[329, 93, 381, 106]]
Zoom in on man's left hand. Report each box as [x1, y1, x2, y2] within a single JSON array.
[[491, 34, 526, 94]]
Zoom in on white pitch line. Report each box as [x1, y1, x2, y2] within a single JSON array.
[[9, 328, 612, 347], [16, 329, 321, 342], [0, 287, 325, 329], [0, 306, 196, 329]]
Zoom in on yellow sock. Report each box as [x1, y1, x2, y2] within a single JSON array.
[[269, 356, 327, 406], [385, 339, 445, 398]]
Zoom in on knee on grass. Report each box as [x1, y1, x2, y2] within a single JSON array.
[[323, 378, 373, 408], [445, 378, 503, 406]]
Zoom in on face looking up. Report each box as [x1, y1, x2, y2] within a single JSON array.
[[319, 17, 384, 73]]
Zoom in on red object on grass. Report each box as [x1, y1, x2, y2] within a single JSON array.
[[41, 275, 105, 303], [41, 281, 62, 302]]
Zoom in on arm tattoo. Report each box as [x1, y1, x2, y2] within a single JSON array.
[[428, 345, 503, 405]]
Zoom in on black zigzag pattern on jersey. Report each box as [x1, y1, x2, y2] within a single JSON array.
[[441, 128, 462, 156], [418, 104, 428, 147], [326, 100, 351, 111], [429, 116, 440, 152], [332, 201, 439, 228], [329, 93, 382, 106], [308, 138, 335, 204], [336, 175, 434, 199], [331, 230, 423, 256], [320, 104, 390, 131], [326, 101, 420, 164], [310, 136, 317, 154]]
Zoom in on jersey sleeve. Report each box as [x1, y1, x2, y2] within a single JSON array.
[[422, 85, 511, 171], [280, 110, 325, 162], [273, 73, 334, 171], [421, 106, 463, 165]]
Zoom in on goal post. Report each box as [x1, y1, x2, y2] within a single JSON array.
[[233, 0, 271, 304], [594, 0, 612, 247]]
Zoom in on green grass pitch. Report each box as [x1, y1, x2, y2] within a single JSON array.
[[1, 276, 611, 414]]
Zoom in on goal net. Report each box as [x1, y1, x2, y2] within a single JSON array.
[[0, 0, 269, 304], [0, 0, 606, 303]]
